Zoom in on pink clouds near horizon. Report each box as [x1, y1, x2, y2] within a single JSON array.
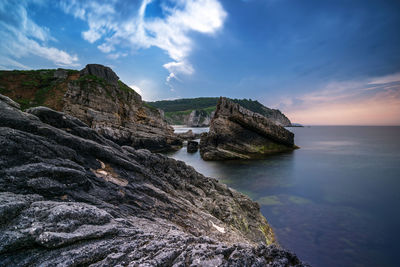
[[280, 73, 400, 126]]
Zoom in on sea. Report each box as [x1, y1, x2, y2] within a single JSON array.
[[166, 126, 400, 267]]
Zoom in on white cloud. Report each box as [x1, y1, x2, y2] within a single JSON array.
[[163, 61, 194, 82], [60, 0, 227, 82], [368, 73, 400, 85], [0, 0, 79, 68], [129, 79, 161, 101]]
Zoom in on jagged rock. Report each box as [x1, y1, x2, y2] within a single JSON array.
[[258, 107, 291, 126], [0, 94, 307, 266], [0, 66, 181, 152], [186, 110, 214, 127], [187, 140, 199, 153], [200, 97, 297, 160], [80, 64, 119, 86], [148, 98, 291, 127]]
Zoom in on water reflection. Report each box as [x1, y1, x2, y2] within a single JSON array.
[[166, 126, 400, 267]]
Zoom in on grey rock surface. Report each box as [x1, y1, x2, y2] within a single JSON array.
[[80, 64, 120, 86], [186, 110, 214, 127], [0, 94, 307, 266], [0, 94, 20, 109], [200, 97, 296, 160], [176, 130, 201, 141]]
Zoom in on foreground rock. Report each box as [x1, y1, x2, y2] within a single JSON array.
[[0, 64, 181, 152], [0, 94, 307, 266], [200, 97, 297, 160]]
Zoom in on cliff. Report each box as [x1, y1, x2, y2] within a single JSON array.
[[0, 65, 181, 152], [148, 97, 292, 127], [200, 97, 297, 160], [230, 99, 292, 127], [0, 94, 306, 266]]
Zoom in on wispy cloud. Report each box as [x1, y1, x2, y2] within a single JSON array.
[[279, 74, 400, 125], [60, 0, 227, 83], [0, 0, 79, 68], [129, 79, 161, 101]]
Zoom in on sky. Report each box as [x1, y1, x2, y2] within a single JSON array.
[[1, 0, 399, 125]]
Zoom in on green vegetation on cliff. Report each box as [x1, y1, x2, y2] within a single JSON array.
[[147, 97, 219, 112], [147, 98, 218, 125], [147, 97, 291, 126], [0, 69, 142, 111], [0, 69, 62, 110]]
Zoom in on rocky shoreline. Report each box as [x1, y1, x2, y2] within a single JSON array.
[[0, 94, 307, 266]]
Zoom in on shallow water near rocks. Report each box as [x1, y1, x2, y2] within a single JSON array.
[[165, 126, 400, 267]]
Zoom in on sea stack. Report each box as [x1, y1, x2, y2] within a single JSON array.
[[200, 97, 297, 160]]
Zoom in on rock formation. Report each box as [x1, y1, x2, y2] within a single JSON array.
[[79, 63, 119, 86], [0, 65, 181, 152], [187, 140, 199, 153], [0, 94, 307, 266], [186, 109, 214, 127], [176, 129, 202, 141], [200, 97, 297, 160], [148, 97, 292, 127]]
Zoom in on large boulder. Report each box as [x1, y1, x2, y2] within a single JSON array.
[[200, 97, 297, 160], [0, 94, 307, 266]]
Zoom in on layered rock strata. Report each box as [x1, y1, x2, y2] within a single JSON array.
[[0, 94, 307, 266], [200, 97, 297, 160], [186, 110, 214, 127], [0, 64, 181, 152]]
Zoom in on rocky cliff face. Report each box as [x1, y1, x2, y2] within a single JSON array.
[[186, 109, 214, 127], [162, 109, 214, 127], [0, 65, 181, 152], [259, 106, 291, 126], [229, 99, 292, 127], [0, 94, 306, 266], [200, 97, 296, 160]]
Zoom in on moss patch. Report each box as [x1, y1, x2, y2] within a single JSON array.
[[259, 224, 275, 245], [0, 69, 69, 110]]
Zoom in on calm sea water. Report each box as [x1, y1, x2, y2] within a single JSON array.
[[165, 126, 400, 267]]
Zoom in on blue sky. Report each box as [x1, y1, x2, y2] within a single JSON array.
[[1, 0, 399, 125]]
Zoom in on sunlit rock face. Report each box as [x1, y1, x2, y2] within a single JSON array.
[[200, 97, 296, 160], [0, 64, 182, 152], [0, 94, 307, 266]]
